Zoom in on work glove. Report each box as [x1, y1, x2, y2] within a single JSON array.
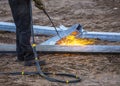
[[33, 0, 45, 10]]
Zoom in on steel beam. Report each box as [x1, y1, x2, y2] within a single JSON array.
[[0, 44, 120, 53], [0, 22, 67, 35], [80, 31, 120, 42], [1, 22, 120, 42]]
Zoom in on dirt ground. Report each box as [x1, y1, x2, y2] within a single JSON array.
[[0, 0, 120, 86]]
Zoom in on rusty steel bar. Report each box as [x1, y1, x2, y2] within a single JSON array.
[[0, 44, 120, 53]]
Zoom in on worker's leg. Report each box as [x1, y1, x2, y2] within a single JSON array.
[[9, 0, 34, 61]]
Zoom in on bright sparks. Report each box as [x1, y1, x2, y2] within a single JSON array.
[[56, 31, 96, 46]]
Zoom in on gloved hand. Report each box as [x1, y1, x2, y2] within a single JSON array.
[[33, 0, 45, 10]]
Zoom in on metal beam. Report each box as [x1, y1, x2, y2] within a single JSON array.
[[41, 24, 82, 45], [0, 44, 120, 53], [80, 31, 120, 42], [0, 22, 120, 42], [0, 22, 67, 35]]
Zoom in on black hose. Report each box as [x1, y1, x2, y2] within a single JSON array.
[[0, 71, 80, 83]]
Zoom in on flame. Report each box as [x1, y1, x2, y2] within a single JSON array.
[[56, 31, 96, 46]]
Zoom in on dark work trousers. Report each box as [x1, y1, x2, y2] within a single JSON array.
[[9, 0, 34, 61]]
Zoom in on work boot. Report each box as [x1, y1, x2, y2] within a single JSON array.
[[24, 60, 46, 66]]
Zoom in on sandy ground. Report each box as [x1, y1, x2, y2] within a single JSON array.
[[0, 0, 120, 86]]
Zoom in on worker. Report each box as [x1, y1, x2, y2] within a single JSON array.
[[8, 0, 45, 66]]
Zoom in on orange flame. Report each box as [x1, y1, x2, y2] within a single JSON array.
[[56, 31, 96, 46]]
